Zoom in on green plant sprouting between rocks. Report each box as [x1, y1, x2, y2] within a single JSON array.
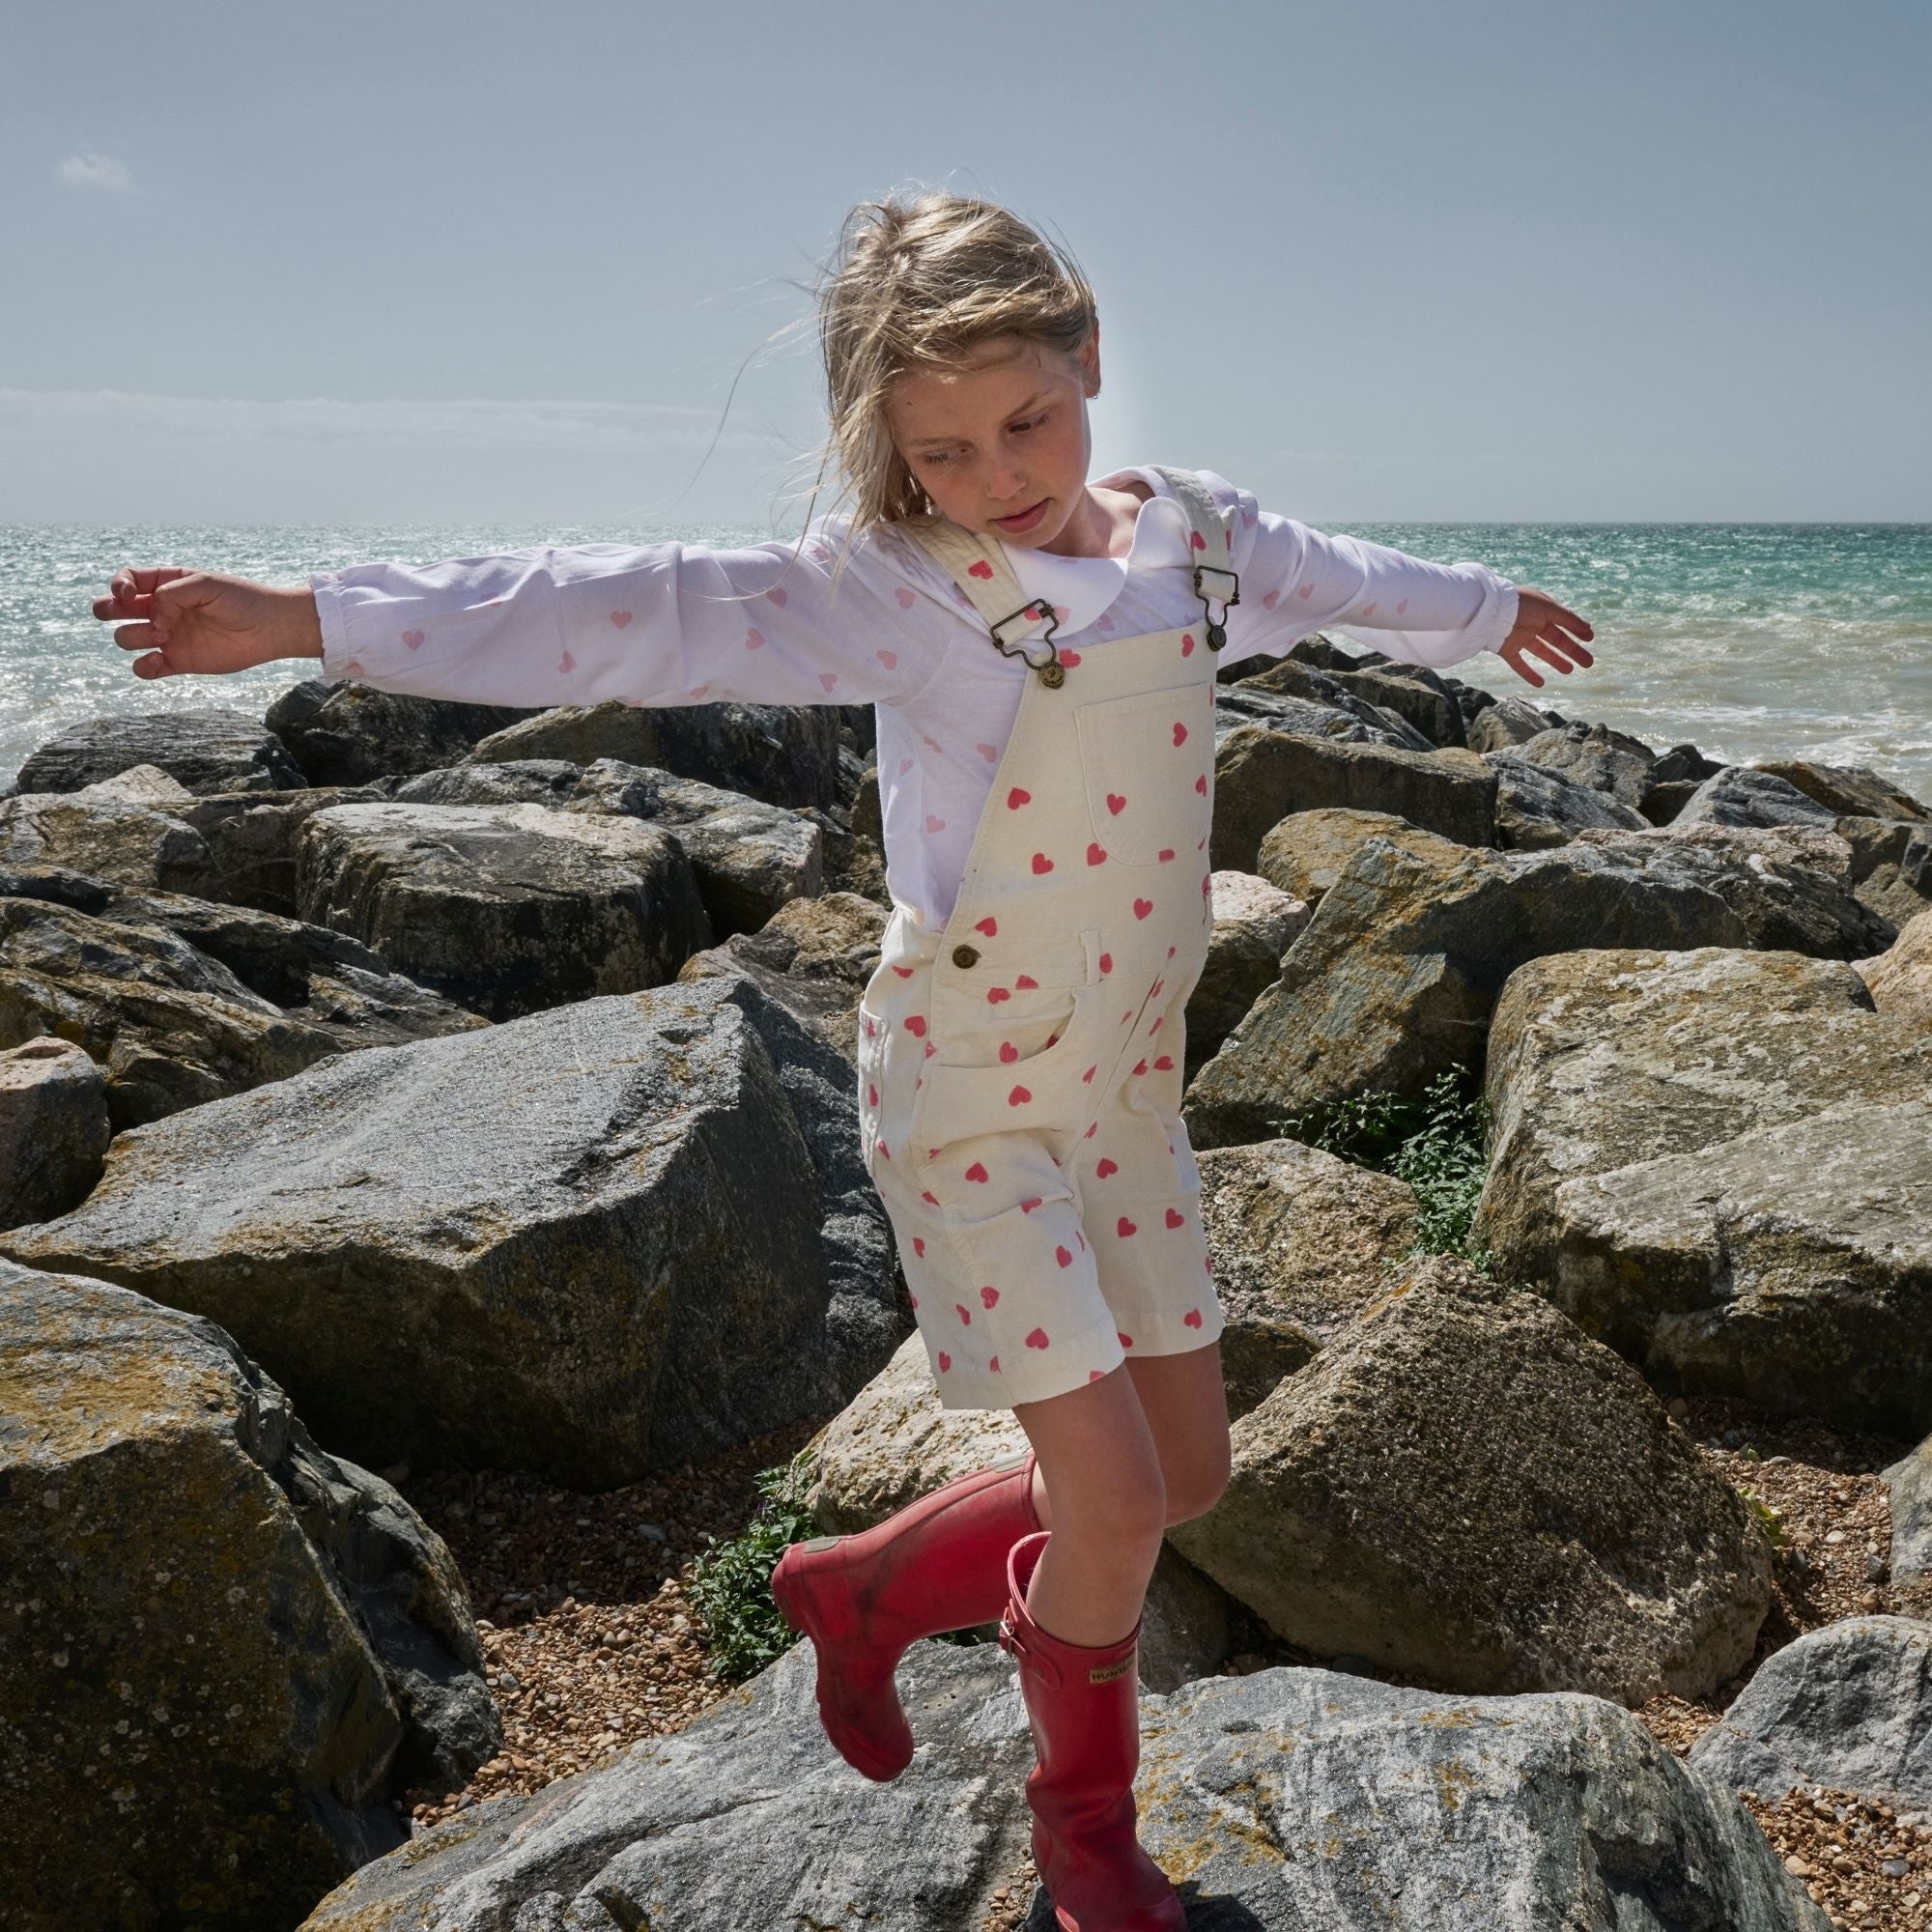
[[1272, 1065, 1495, 1272], [688, 1450, 990, 1687]]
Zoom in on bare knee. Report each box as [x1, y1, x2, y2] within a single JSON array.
[[1161, 1457, 1231, 1526]]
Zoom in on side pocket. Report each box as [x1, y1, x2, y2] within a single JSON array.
[[855, 1002, 890, 1175]]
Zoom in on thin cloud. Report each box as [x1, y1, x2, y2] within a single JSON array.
[[57, 149, 137, 192], [0, 388, 759, 452]]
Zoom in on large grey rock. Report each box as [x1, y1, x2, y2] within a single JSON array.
[[0, 784, 221, 895], [1486, 750, 1652, 848], [1475, 948, 1932, 1436], [0, 1037, 109, 1229], [1753, 758, 1932, 823], [1, 977, 903, 1489], [1885, 1437, 1932, 1611], [1222, 658, 1435, 751], [296, 1630, 1828, 1932], [0, 1261, 497, 1931], [1185, 871, 1310, 1081], [1675, 765, 1844, 831], [1183, 835, 1754, 1150], [1574, 823, 1896, 960], [174, 781, 395, 916], [1859, 906, 1932, 1028], [1210, 724, 1496, 872], [1688, 1615, 1932, 1816], [0, 894, 350, 1129], [1331, 660, 1468, 749], [676, 888, 890, 1063], [1210, 683, 1417, 752], [463, 696, 845, 813], [1166, 1258, 1772, 1706], [267, 678, 547, 786], [1465, 693, 1566, 753], [1254, 806, 1462, 908], [795, 1335, 1234, 1693], [1841, 814, 1932, 929], [295, 800, 714, 1022], [16, 707, 308, 796], [1510, 720, 1658, 810], [393, 756, 825, 943], [1194, 1137, 1419, 1416]]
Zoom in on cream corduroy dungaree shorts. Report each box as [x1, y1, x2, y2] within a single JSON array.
[[855, 467, 1234, 1410]]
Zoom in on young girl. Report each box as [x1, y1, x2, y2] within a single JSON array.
[[95, 190, 1593, 1931]]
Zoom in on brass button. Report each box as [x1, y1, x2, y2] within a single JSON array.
[[951, 944, 980, 968]]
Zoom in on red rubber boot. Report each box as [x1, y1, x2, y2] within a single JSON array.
[[770, 1447, 1042, 1781], [998, 1528, 1186, 1932]]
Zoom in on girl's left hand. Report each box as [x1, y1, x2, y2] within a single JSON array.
[[1497, 586, 1594, 687]]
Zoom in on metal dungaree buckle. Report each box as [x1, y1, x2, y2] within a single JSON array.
[[987, 598, 1066, 689], [1192, 563, 1240, 651]]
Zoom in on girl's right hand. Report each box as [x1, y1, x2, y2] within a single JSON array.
[[93, 568, 324, 679]]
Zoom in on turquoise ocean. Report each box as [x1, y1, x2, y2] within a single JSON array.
[[4, 522, 1929, 805]]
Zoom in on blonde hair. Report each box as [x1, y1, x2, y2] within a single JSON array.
[[800, 190, 1097, 591]]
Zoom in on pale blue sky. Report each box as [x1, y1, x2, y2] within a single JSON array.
[[4, 0, 1926, 526]]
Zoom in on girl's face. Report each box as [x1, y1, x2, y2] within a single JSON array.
[[885, 328, 1101, 556]]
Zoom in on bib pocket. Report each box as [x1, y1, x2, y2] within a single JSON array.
[[1074, 679, 1216, 867]]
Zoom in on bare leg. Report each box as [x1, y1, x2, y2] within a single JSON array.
[[1015, 1339, 1234, 1644], [1011, 1364, 1168, 1646]]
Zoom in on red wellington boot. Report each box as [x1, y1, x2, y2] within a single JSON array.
[[998, 1529, 1186, 1932], [770, 1446, 1042, 1781]]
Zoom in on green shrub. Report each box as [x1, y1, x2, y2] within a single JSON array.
[[687, 1453, 821, 1685], [1270, 1066, 1494, 1272], [687, 1450, 993, 1687]]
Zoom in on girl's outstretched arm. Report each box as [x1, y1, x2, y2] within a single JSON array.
[[98, 530, 956, 712], [1203, 473, 1525, 673]]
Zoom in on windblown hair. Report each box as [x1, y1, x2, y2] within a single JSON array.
[[803, 189, 1097, 588]]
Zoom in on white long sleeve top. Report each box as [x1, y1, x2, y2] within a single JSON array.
[[311, 466, 1518, 929]]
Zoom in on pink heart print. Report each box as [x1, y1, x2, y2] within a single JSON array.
[[1262, 589, 1280, 610], [819, 673, 838, 692], [1032, 852, 1054, 874], [925, 813, 946, 833], [1026, 1327, 1051, 1349], [1007, 1084, 1032, 1106], [895, 587, 917, 610], [1119, 1330, 1134, 1349], [1189, 531, 1207, 552], [1133, 897, 1153, 920], [1166, 1207, 1185, 1227], [610, 610, 634, 629], [1107, 792, 1127, 815], [980, 1285, 1000, 1308], [767, 587, 787, 607], [965, 1160, 989, 1182], [976, 743, 999, 761], [1055, 1245, 1073, 1269], [968, 559, 994, 580], [975, 915, 998, 935], [877, 648, 898, 669], [1008, 787, 1032, 809], [1180, 633, 1195, 656], [1398, 599, 1408, 612], [1095, 1156, 1118, 1178], [1117, 1216, 1138, 1237], [938, 1350, 951, 1372], [402, 630, 424, 650], [745, 627, 765, 649], [1172, 721, 1188, 747], [557, 648, 577, 673], [955, 1302, 971, 1324], [1087, 842, 1108, 867], [1183, 1308, 1203, 1327]]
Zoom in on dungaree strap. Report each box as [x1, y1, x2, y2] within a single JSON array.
[[897, 514, 1046, 641], [1148, 467, 1241, 645]]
